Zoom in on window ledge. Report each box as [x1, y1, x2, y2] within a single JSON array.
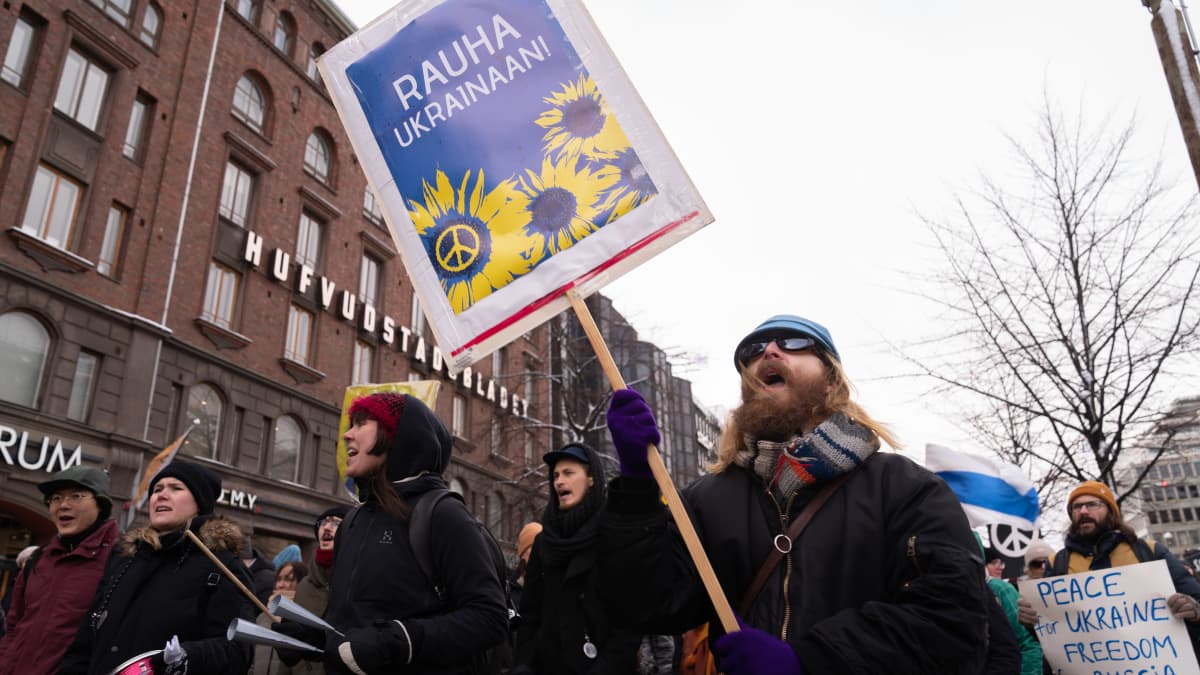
[[489, 451, 513, 467], [194, 317, 251, 350], [7, 228, 94, 273], [279, 357, 325, 384]]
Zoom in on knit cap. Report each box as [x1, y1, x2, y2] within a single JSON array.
[[348, 392, 408, 439], [1024, 540, 1055, 565], [518, 521, 543, 560], [314, 504, 352, 538], [150, 461, 222, 515], [1067, 480, 1119, 518], [734, 314, 840, 370]]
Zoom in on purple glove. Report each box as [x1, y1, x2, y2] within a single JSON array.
[[714, 623, 803, 675], [606, 389, 660, 478]]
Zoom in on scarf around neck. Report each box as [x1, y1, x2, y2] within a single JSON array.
[[736, 412, 879, 503]]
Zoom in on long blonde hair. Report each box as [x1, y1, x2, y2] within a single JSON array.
[[709, 352, 899, 473]]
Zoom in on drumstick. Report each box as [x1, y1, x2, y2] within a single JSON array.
[[184, 529, 277, 621]]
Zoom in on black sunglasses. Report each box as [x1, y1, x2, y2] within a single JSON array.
[[1029, 558, 1049, 569], [736, 336, 818, 367]]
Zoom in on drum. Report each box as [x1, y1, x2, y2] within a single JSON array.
[[108, 650, 162, 675]]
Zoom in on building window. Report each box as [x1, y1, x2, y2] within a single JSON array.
[[234, 0, 259, 23], [1150, 511, 1160, 525], [271, 415, 302, 481], [352, 340, 373, 385], [0, 311, 50, 408], [22, 163, 83, 249], [448, 477, 464, 496], [306, 43, 324, 82], [97, 204, 127, 276], [452, 395, 466, 436], [304, 131, 331, 183], [273, 12, 296, 57], [140, 2, 162, 48], [492, 347, 505, 380], [90, 0, 132, 27], [524, 430, 533, 465], [54, 47, 110, 132], [359, 254, 380, 307], [122, 94, 152, 160], [232, 75, 266, 133], [218, 160, 255, 226], [294, 211, 323, 269], [67, 351, 100, 422], [184, 383, 223, 460], [411, 291, 426, 336], [284, 305, 313, 364], [202, 262, 239, 329], [363, 186, 383, 224], [2, 15, 38, 89], [487, 492, 503, 537]]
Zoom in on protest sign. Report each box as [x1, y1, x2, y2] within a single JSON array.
[[336, 380, 440, 499], [1019, 560, 1200, 675], [320, 0, 713, 374]]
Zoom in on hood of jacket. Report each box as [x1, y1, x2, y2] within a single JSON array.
[[120, 514, 243, 557], [383, 393, 452, 483]]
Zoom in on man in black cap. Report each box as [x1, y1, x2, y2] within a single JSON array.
[[269, 504, 353, 673], [0, 466, 119, 674]]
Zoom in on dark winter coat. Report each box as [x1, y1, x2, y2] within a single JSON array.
[[0, 519, 119, 675], [323, 395, 507, 674], [600, 452, 990, 674], [514, 444, 641, 674], [245, 550, 276, 607], [58, 516, 256, 675]]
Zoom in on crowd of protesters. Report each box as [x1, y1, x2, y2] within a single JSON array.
[[2, 314, 1200, 674]]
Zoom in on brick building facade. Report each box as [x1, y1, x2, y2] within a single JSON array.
[[0, 0, 552, 578]]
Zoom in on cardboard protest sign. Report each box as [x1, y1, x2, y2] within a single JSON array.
[[336, 380, 440, 499], [1019, 560, 1200, 675], [320, 0, 712, 374]]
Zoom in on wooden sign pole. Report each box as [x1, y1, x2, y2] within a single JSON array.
[[565, 288, 739, 634]]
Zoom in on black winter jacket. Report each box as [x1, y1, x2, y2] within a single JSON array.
[[600, 452, 990, 675], [324, 394, 507, 674], [59, 515, 255, 675]]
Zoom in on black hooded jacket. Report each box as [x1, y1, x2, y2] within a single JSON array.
[[325, 394, 508, 674], [514, 443, 641, 674]]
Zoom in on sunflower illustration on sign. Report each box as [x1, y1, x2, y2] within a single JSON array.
[[536, 75, 631, 162], [409, 170, 538, 314], [518, 155, 618, 259], [597, 147, 658, 224]]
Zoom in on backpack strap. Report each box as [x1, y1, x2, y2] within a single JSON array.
[[20, 547, 42, 585], [409, 489, 460, 594], [1133, 536, 1158, 563]]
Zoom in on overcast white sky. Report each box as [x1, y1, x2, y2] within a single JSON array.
[[337, 0, 1200, 463]]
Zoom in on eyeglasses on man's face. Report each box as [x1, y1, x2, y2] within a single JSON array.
[[1070, 499, 1106, 514], [736, 336, 818, 368], [318, 517, 343, 529], [48, 491, 93, 507]]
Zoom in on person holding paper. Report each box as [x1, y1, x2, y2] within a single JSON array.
[[599, 314, 991, 674], [1018, 480, 1200, 648]]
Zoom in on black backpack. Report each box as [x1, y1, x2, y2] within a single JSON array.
[[409, 488, 518, 675]]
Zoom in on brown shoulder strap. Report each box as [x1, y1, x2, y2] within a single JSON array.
[[739, 472, 853, 617]]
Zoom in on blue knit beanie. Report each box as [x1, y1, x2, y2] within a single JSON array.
[[734, 315, 840, 370]]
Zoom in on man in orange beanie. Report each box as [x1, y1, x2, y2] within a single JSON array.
[[1019, 480, 1200, 646]]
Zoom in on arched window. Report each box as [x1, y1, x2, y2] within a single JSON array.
[[306, 43, 325, 82], [0, 311, 50, 407], [487, 492, 504, 538], [273, 12, 296, 57], [232, 75, 266, 134], [184, 383, 223, 460], [304, 131, 331, 183], [140, 2, 162, 48], [271, 415, 302, 481]]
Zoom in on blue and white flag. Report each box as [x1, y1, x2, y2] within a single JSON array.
[[924, 443, 1040, 530]]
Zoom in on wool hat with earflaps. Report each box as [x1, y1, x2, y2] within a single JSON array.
[[1067, 480, 1119, 518], [149, 460, 223, 516]]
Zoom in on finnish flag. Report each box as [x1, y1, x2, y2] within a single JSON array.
[[924, 443, 1040, 530]]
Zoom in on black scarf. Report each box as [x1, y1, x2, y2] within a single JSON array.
[[537, 485, 603, 569]]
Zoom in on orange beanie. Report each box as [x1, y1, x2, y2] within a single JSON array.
[[1067, 480, 1119, 518]]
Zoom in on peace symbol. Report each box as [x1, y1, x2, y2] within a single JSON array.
[[990, 523, 1034, 558], [435, 224, 481, 273]]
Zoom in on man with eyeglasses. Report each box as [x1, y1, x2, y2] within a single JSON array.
[[269, 504, 351, 674], [601, 314, 990, 675], [1018, 481, 1200, 647], [0, 466, 118, 674]]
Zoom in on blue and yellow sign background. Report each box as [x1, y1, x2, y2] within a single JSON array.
[[344, 0, 657, 314]]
